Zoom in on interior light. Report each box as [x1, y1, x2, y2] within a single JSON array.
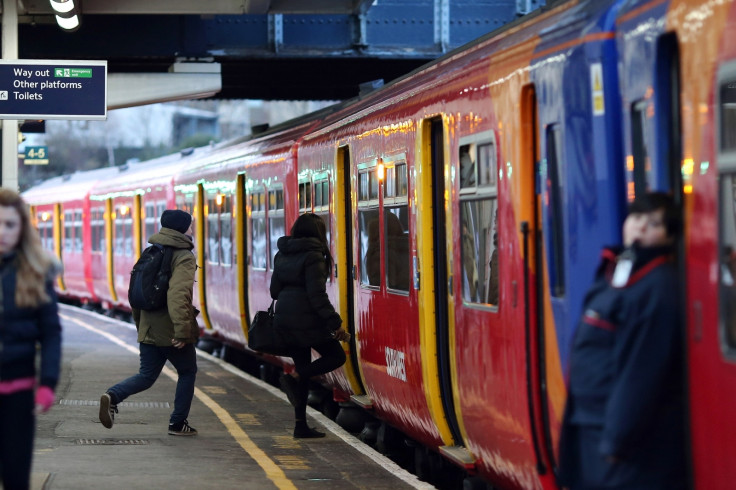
[[120, 205, 129, 216], [215, 194, 224, 206], [41, 212, 50, 222], [377, 164, 385, 182]]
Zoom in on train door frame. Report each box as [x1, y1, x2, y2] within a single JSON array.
[[336, 145, 366, 398], [236, 173, 250, 338], [104, 198, 118, 303], [195, 183, 213, 331], [53, 203, 66, 291], [416, 116, 466, 449], [520, 83, 557, 475]]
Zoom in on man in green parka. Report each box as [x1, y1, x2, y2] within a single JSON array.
[[99, 209, 200, 436]]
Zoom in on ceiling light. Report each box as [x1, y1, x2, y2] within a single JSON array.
[[49, 0, 81, 32]]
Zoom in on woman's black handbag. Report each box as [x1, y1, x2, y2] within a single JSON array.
[[247, 300, 285, 355]]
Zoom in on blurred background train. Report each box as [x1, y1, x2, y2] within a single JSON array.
[[22, 0, 736, 488]]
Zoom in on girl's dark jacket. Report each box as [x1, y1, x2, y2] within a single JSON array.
[[558, 244, 686, 489], [270, 236, 341, 348], [0, 253, 62, 389]]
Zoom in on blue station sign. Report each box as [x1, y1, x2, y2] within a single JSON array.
[[0, 60, 107, 120]]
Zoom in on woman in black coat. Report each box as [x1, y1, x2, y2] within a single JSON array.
[[0, 189, 62, 490], [270, 213, 349, 438]]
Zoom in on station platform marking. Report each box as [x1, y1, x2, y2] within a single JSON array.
[[59, 305, 435, 490]]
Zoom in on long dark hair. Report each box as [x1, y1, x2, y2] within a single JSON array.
[[291, 213, 333, 272]]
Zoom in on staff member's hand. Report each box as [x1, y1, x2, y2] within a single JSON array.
[[171, 338, 186, 349]]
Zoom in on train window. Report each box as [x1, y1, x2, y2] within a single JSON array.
[[359, 167, 379, 201], [630, 100, 652, 201], [114, 205, 133, 257], [176, 194, 195, 215], [144, 203, 156, 243], [207, 196, 220, 265], [719, 174, 736, 351], [385, 207, 410, 291], [313, 176, 331, 245], [546, 124, 566, 297], [718, 74, 736, 354], [220, 194, 233, 266], [73, 211, 83, 252], [91, 207, 105, 253], [360, 208, 381, 286], [37, 212, 53, 252], [268, 186, 285, 269], [250, 190, 267, 269], [64, 211, 73, 252], [298, 181, 312, 212], [385, 163, 408, 198], [721, 81, 736, 153], [459, 132, 499, 306], [460, 199, 498, 305]]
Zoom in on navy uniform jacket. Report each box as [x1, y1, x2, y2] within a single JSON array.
[[558, 245, 687, 489]]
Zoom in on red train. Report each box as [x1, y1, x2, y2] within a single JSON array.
[[23, 0, 736, 488]]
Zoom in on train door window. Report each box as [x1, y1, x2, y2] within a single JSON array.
[[268, 186, 285, 269], [73, 211, 83, 252], [144, 203, 156, 243], [91, 207, 105, 252], [37, 212, 53, 252], [717, 69, 736, 354], [384, 161, 410, 292], [358, 162, 380, 287], [459, 131, 499, 306], [298, 180, 312, 213], [250, 189, 267, 269], [313, 174, 331, 244], [630, 100, 652, 200], [545, 124, 566, 297], [219, 193, 233, 266], [207, 195, 220, 264], [114, 205, 133, 257], [64, 210, 73, 251]]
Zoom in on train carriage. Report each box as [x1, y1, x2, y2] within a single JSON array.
[[88, 149, 208, 312], [23, 166, 122, 306]]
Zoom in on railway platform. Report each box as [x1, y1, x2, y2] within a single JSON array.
[[28, 305, 432, 490]]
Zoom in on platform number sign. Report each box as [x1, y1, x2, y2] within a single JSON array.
[[24, 145, 49, 165]]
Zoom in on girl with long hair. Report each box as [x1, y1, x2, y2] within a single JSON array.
[[0, 188, 62, 489]]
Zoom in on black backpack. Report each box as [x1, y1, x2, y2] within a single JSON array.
[[128, 244, 174, 311]]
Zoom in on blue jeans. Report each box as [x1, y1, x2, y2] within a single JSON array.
[[107, 342, 197, 425]]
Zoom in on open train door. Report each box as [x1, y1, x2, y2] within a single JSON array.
[[519, 84, 558, 483]]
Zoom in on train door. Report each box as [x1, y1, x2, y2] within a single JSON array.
[[520, 85, 558, 477], [336, 146, 365, 397], [195, 183, 213, 331], [416, 117, 469, 456], [104, 198, 118, 304]]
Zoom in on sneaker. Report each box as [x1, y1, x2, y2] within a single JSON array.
[[279, 373, 301, 408], [99, 393, 118, 429], [293, 426, 326, 439], [168, 419, 198, 436]]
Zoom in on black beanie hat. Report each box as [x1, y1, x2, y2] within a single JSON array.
[[160, 210, 192, 234]]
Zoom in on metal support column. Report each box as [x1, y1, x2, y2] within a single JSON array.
[[1, 0, 18, 190], [434, 0, 449, 54]]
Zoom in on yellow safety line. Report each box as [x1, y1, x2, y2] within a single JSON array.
[[60, 313, 297, 490]]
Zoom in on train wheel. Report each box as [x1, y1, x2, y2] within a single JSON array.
[[463, 476, 492, 490], [335, 402, 367, 432]]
